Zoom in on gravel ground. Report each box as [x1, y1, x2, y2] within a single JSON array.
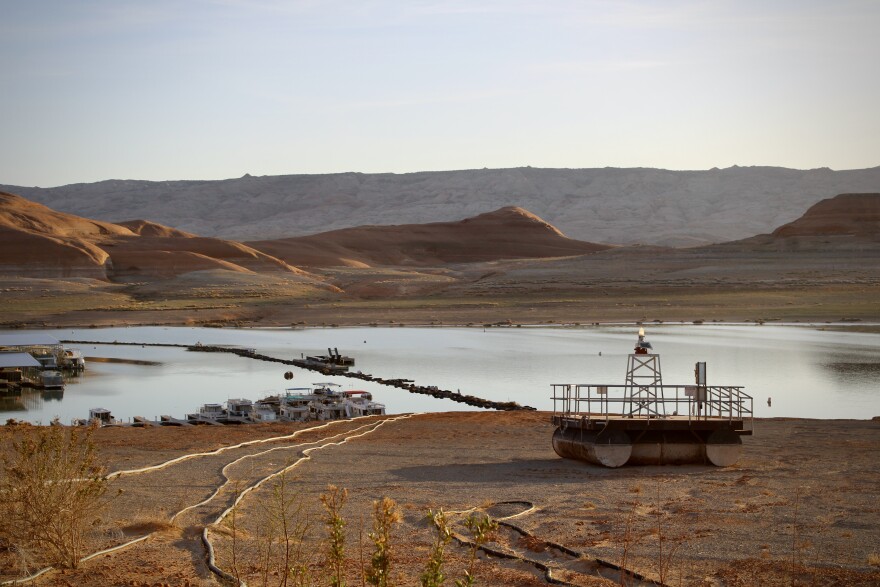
[[2, 412, 879, 586]]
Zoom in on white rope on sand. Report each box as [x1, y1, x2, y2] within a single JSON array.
[[0, 414, 419, 586], [202, 413, 419, 586]]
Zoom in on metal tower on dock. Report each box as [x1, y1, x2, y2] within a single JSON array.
[[550, 327, 754, 468], [624, 327, 664, 417]]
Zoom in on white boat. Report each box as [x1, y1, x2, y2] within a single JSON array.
[[198, 403, 225, 420], [88, 407, 119, 426], [279, 388, 315, 421], [226, 398, 253, 418], [343, 390, 386, 417], [250, 402, 277, 422], [274, 384, 385, 422], [185, 382, 387, 426], [313, 400, 347, 421], [61, 349, 85, 371]]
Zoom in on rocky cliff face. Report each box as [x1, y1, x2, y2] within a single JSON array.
[[5, 166, 880, 247]]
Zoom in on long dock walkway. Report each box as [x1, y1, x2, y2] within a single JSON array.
[[62, 340, 535, 411]]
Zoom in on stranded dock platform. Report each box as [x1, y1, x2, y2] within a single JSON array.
[[551, 328, 753, 468]]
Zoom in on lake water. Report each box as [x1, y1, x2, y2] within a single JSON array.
[[2, 324, 880, 423]]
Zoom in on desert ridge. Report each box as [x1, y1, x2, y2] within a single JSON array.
[[0, 191, 322, 284], [771, 193, 880, 239], [0, 193, 612, 279], [7, 166, 880, 247], [247, 205, 611, 268], [1, 190, 880, 327]]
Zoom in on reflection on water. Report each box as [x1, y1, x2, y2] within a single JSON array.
[[0, 388, 65, 416], [821, 362, 880, 388], [1, 324, 878, 423]]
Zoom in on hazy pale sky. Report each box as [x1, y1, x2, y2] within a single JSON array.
[[2, 0, 878, 187]]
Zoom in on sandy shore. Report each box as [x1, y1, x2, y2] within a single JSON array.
[[2, 411, 878, 586]]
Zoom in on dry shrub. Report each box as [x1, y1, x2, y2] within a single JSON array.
[[322, 484, 348, 587], [0, 422, 109, 570], [366, 496, 401, 587]]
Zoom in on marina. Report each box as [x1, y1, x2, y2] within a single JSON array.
[[0, 333, 86, 395], [0, 324, 879, 424], [81, 382, 386, 427]]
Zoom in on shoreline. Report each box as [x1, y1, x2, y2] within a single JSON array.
[[7, 318, 880, 331]]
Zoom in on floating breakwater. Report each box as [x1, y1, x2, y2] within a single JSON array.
[[62, 340, 535, 412]]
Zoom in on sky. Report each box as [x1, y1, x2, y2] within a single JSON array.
[[1, 0, 879, 187]]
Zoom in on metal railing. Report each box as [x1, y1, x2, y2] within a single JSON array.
[[551, 383, 753, 430]]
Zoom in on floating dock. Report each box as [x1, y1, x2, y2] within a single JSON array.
[[551, 328, 753, 467]]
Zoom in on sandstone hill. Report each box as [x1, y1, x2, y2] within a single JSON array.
[[770, 193, 880, 239], [248, 206, 610, 267], [4, 166, 880, 247], [0, 193, 608, 281], [0, 191, 310, 280], [3, 190, 880, 326], [0, 191, 131, 278], [117, 219, 196, 238], [714, 193, 880, 251]]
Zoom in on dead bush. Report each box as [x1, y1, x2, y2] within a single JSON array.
[[0, 422, 109, 569]]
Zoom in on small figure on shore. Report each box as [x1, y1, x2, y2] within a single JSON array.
[[767, 397, 772, 407]]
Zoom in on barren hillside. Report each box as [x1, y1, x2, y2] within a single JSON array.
[[5, 166, 880, 247], [248, 206, 610, 267], [0, 192, 313, 281], [712, 193, 880, 252], [771, 193, 880, 238]]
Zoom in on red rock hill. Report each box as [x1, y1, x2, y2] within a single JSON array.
[[248, 206, 611, 268], [771, 193, 880, 238], [0, 192, 306, 279]]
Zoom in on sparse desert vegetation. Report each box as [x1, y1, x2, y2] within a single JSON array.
[[1, 412, 878, 586]]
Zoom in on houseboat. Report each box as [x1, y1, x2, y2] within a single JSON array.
[[187, 403, 225, 423], [89, 408, 120, 426], [344, 390, 386, 417], [61, 349, 86, 371], [249, 401, 278, 422], [226, 398, 254, 419], [40, 370, 64, 390]]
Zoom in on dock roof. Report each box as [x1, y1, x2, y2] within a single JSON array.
[[0, 352, 41, 368], [0, 333, 62, 347]]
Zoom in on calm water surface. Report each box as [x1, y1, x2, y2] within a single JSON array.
[[2, 324, 879, 423]]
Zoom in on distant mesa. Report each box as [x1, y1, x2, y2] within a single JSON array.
[[770, 193, 880, 238], [247, 206, 612, 268], [8, 166, 880, 247]]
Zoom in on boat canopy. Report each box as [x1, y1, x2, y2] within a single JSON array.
[[0, 352, 41, 368]]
